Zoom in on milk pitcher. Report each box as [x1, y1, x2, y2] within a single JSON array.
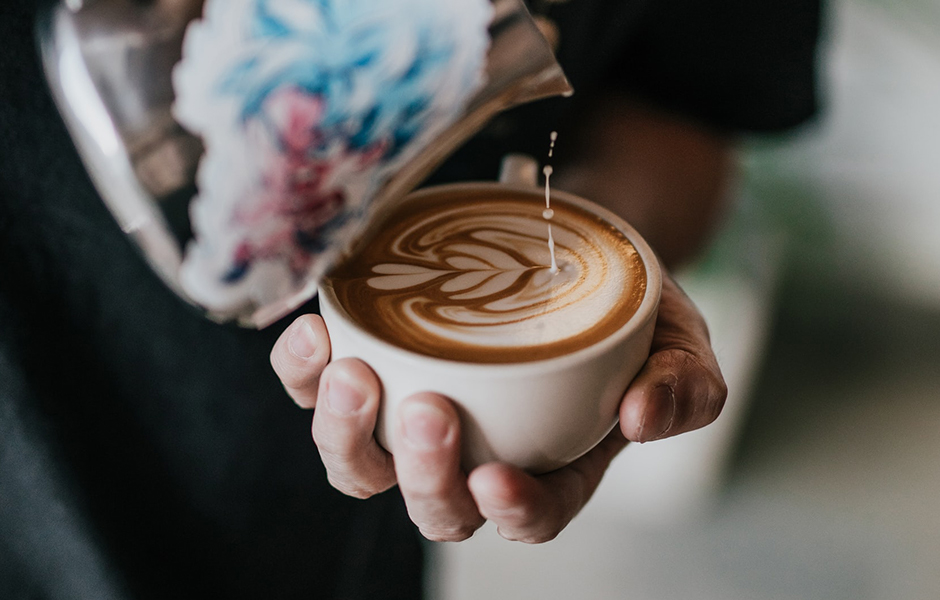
[[39, 0, 572, 327]]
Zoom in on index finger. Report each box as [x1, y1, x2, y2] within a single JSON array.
[[270, 315, 333, 409]]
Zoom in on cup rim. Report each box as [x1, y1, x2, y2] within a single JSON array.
[[318, 181, 662, 374]]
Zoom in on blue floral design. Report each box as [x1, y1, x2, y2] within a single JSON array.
[[218, 0, 483, 159]]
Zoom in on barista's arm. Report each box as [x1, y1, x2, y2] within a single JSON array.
[[557, 92, 735, 269], [271, 95, 728, 542]]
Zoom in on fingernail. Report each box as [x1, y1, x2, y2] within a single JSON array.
[[637, 384, 676, 443], [326, 373, 367, 415], [401, 403, 451, 450], [288, 321, 317, 360]]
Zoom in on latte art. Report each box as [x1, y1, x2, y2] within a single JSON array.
[[325, 190, 646, 363]]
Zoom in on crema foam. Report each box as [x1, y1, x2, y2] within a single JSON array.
[[324, 189, 646, 363]]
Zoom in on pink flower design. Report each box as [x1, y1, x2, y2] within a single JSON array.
[[227, 87, 386, 280]]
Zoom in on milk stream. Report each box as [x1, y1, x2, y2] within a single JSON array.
[[543, 130, 559, 274], [543, 164, 558, 274]]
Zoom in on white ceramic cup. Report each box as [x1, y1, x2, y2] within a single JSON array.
[[318, 179, 661, 473]]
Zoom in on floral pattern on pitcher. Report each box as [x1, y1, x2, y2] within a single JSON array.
[[172, 0, 492, 316]]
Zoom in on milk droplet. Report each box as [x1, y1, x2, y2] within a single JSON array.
[[543, 208, 554, 220]]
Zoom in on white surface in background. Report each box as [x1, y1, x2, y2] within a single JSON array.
[[752, 0, 940, 305]]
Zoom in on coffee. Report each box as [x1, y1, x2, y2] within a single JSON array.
[[324, 187, 647, 363]]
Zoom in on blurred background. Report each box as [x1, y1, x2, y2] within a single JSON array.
[[428, 0, 940, 597]]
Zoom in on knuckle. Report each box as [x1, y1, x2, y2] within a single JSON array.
[[271, 344, 330, 392], [396, 465, 457, 500], [276, 361, 318, 391], [707, 374, 728, 420], [327, 474, 377, 500], [273, 357, 319, 407], [401, 475, 461, 502], [685, 355, 727, 428], [650, 347, 694, 376], [316, 430, 395, 499], [269, 349, 292, 381], [289, 390, 319, 410], [312, 423, 361, 461], [690, 358, 726, 425]]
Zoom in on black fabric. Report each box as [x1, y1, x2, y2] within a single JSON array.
[[432, 0, 821, 184], [1, 0, 821, 598], [610, 0, 822, 132], [547, 0, 822, 131], [1, 4, 422, 600]]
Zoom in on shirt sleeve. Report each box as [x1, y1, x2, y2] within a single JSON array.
[[609, 0, 823, 133]]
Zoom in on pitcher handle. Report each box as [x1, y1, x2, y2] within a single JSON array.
[[499, 153, 540, 187]]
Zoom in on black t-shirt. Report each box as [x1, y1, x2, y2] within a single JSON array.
[[0, 1, 820, 599], [438, 0, 821, 181]]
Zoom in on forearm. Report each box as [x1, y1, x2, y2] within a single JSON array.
[[555, 93, 736, 269]]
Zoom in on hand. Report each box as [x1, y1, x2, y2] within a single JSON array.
[[269, 272, 726, 543]]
